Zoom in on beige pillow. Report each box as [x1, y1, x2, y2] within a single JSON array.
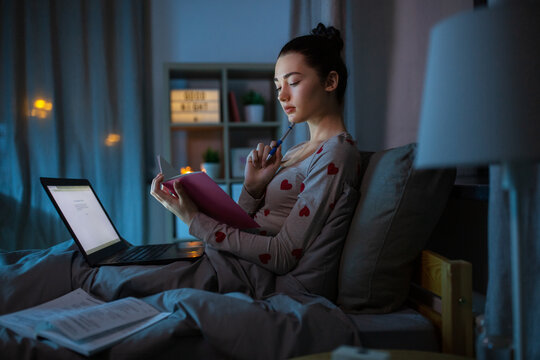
[[337, 143, 455, 313]]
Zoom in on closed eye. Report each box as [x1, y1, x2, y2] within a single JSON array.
[[275, 81, 299, 94]]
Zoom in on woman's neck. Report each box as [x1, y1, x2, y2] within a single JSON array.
[[307, 112, 346, 143], [281, 113, 345, 168]]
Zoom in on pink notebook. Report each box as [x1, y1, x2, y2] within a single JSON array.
[[157, 156, 259, 229]]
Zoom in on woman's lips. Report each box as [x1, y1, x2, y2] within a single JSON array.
[[284, 106, 296, 114]]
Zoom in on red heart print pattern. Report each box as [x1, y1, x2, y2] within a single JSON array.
[[259, 253, 271, 264], [292, 249, 303, 260], [316, 146, 323, 154], [329, 202, 335, 210], [215, 231, 226, 243], [299, 206, 310, 217], [280, 179, 293, 190], [260, 230, 267, 236], [327, 163, 339, 175], [264, 209, 270, 216], [300, 183, 305, 192]]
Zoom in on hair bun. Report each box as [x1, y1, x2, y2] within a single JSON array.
[[311, 23, 344, 52]]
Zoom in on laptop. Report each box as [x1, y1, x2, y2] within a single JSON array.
[[40, 177, 204, 266]]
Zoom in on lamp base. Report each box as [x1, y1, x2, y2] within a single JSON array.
[[501, 162, 535, 360]]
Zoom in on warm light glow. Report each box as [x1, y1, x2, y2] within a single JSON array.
[[180, 166, 193, 174], [31, 99, 53, 118], [31, 109, 48, 119], [105, 133, 121, 146], [34, 99, 46, 109]]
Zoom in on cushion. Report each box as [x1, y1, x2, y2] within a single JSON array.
[[337, 143, 456, 313], [346, 308, 439, 351]]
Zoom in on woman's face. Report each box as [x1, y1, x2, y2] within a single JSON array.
[[274, 53, 330, 123]]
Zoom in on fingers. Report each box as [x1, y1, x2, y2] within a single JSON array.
[[248, 142, 281, 168], [251, 148, 259, 165], [150, 173, 164, 198], [255, 143, 264, 164], [248, 143, 265, 168], [275, 142, 283, 161], [150, 173, 176, 203], [262, 141, 276, 166]]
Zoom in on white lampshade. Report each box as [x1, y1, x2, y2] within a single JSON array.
[[415, 2, 540, 169]]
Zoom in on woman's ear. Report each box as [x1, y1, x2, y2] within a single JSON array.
[[324, 71, 339, 92]]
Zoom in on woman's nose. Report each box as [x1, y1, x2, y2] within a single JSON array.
[[278, 85, 289, 102]]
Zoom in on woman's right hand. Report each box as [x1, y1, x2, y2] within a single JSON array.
[[244, 141, 282, 198]]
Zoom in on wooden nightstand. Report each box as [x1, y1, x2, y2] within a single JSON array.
[[290, 350, 475, 360]]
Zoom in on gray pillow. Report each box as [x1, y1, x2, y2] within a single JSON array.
[[337, 143, 456, 313]]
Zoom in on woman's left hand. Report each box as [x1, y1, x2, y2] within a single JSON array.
[[150, 173, 199, 226]]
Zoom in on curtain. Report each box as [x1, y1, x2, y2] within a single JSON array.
[[0, 0, 153, 250]]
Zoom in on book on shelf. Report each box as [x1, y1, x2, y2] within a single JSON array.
[[157, 155, 259, 229], [228, 91, 241, 122], [0, 288, 170, 356], [170, 89, 220, 124]]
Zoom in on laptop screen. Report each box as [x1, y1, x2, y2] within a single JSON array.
[[46, 185, 121, 254]]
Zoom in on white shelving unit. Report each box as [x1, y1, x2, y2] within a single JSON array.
[[162, 63, 284, 241]]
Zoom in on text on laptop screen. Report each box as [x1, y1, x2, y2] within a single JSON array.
[[47, 185, 121, 254]]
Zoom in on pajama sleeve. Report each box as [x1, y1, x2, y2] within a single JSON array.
[[189, 139, 359, 275], [237, 186, 265, 215]]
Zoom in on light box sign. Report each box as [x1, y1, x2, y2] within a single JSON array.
[[170, 89, 220, 124]]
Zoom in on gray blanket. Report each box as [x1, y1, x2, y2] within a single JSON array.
[[0, 241, 361, 359]]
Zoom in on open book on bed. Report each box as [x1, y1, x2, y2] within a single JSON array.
[[0, 288, 170, 356], [157, 155, 259, 229]]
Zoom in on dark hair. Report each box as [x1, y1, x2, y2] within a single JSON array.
[[278, 23, 348, 104]]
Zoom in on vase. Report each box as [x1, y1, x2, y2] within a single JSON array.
[[201, 162, 220, 179], [244, 104, 264, 123]]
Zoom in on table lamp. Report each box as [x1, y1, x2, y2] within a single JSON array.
[[415, 2, 540, 360]]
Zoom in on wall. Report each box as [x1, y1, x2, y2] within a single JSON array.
[[384, 0, 472, 149], [148, 0, 291, 243], [346, 0, 472, 151]]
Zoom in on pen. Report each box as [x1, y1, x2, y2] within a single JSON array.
[[266, 123, 295, 162]]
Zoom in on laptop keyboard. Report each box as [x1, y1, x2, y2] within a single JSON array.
[[114, 244, 171, 262]]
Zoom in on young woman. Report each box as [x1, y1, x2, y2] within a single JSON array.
[[0, 25, 362, 359], [151, 23, 361, 300]]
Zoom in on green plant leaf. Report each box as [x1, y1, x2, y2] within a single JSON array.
[[241, 90, 265, 105], [202, 147, 220, 163]]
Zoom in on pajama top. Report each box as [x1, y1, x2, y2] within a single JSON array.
[[189, 132, 361, 279]]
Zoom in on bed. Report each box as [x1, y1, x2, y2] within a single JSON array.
[[0, 143, 461, 359]]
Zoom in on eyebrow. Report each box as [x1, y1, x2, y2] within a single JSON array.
[[273, 72, 302, 82]]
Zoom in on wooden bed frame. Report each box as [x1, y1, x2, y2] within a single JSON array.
[[408, 250, 474, 357], [291, 250, 475, 360]]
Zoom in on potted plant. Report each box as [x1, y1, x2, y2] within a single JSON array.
[[242, 90, 265, 123], [201, 147, 220, 179]]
